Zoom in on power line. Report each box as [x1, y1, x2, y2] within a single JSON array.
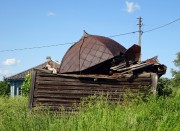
[[0, 31, 138, 53], [0, 42, 74, 53], [108, 31, 138, 38], [0, 17, 180, 53], [143, 17, 180, 33]]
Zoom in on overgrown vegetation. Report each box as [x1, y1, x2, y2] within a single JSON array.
[[0, 93, 179, 131], [157, 77, 172, 97], [21, 73, 31, 96], [157, 52, 180, 97], [0, 80, 10, 96], [171, 52, 180, 89]]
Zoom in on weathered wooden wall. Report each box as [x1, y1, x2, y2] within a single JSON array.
[[29, 69, 157, 110]]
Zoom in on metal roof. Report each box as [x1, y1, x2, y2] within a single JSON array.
[[59, 32, 127, 73]]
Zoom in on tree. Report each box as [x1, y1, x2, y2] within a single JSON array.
[[0, 80, 10, 96], [21, 73, 31, 96], [171, 52, 180, 88], [157, 77, 172, 97]]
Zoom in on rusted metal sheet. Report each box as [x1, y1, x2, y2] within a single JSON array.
[[29, 69, 158, 110], [124, 44, 141, 62], [59, 31, 127, 74]]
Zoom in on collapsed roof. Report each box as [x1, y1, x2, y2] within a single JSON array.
[[59, 31, 127, 74], [58, 31, 166, 77]]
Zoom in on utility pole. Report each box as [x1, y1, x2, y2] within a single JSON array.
[[137, 16, 142, 61]]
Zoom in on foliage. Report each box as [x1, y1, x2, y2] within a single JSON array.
[[157, 77, 172, 97], [0, 80, 10, 96], [173, 52, 180, 68], [171, 52, 180, 88], [21, 73, 31, 96], [0, 93, 180, 130]]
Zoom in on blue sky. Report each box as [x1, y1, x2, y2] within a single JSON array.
[[0, 0, 180, 80]]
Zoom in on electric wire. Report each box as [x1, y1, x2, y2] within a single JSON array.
[[0, 17, 180, 53], [0, 31, 138, 53], [143, 18, 180, 33], [0, 42, 74, 53]]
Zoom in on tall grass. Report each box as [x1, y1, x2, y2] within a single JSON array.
[[0, 93, 180, 131]]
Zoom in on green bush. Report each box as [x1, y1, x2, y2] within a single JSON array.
[[0, 80, 10, 96], [157, 78, 172, 97], [171, 52, 180, 88], [21, 73, 31, 96]]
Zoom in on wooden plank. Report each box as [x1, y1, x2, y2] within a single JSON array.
[[34, 89, 142, 96], [151, 73, 158, 94], [36, 69, 152, 79], [36, 76, 82, 82], [36, 80, 151, 86], [32, 102, 79, 109], [35, 85, 146, 91], [28, 70, 36, 108], [35, 72, 152, 82], [34, 84, 146, 92], [34, 98, 81, 103], [36, 76, 152, 83], [34, 94, 86, 99]]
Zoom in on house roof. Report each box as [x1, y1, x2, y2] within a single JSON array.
[[6, 61, 59, 81], [59, 31, 127, 73]]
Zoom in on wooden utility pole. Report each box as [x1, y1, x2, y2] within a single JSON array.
[[137, 17, 142, 61]]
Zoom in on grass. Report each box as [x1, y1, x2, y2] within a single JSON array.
[[0, 93, 180, 131]]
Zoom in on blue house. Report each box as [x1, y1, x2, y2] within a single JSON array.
[[6, 59, 60, 96], [6, 62, 47, 96]]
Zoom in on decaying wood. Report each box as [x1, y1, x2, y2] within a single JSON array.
[[29, 71, 36, 108], [29, 69, 157, 110]]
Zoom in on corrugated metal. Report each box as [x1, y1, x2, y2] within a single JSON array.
[[59, 31, 127, 74], [29, 69, 157, 110]]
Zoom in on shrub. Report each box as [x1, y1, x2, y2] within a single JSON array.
[[157, 78, 172, 97], [21, 73, 31, 96], [0, 80, 10, 96]]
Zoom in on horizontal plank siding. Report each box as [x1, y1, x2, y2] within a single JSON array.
[[29, 69, 155, 110]]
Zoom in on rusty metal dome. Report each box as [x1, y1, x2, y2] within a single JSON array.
[[59, 31, 127, 73]]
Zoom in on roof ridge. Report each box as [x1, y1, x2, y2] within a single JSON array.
[[6, 61, 60, 80]]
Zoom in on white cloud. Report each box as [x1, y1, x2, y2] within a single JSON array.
[[0, 70, 14, 76], [3, 58, 21, 66], [125, 1, 140, 13], [47, 12, 56, 16]]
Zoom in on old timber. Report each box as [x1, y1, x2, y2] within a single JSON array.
[[29, 68, 158, 110]]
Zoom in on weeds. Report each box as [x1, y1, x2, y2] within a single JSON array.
[[0, 93, 180, 131]]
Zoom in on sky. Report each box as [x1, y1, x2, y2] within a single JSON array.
[[0, 0, 180, 80]]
